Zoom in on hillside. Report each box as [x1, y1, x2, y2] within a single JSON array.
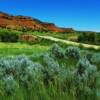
[[0, 12, 74, 33]]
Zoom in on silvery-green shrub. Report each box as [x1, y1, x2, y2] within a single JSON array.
[[0, 55, 32, 78], [0, 57, 16, 76], [15, 54, 32, 69], [3, 75, 19, 94], [43, 53, 60, 83], [60, 68, 74, 86], [15, 55, 43, 83], [77, 57, 97, 77], [24, 62, 43, 83], [75, 57, 97, 88], [91, 53, 100, 64], [77, 58, 90, 76], [83, 51, 93, 62], [0, 67, 5, 79], [73, 57, 98, 99], [65, 46, 80, 59], [0, 54, 44, 85], [50, 43, 64, 59]]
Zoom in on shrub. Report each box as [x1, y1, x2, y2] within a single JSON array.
[[74, 58, 98, 99], [59, 67, 74, 88], [50, 43, 65, 59], [78, 32, 96, 43], [65, 46, 80, 59], [0, 67, 5, 79], [0, 30, 19, 42], [0, 56, 15, 77], [74, 57, 97, 94], [15, 55, 43, 83], [76, 57, 97, 78], [3, 75, 19, 95], [0, 55, 43, 86], [96, 34, 100, 44], [91, 53, 100, 64], [43, 53, 60, 83], [24, 62, 43, 83], [84, 51, 93, 62]]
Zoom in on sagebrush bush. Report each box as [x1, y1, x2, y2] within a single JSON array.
[[65, 46, 80, 59], [76, 57, 97, 77], [43, 53, 60, 83], [74, 58, 99, 99], [24, 62, 43, 83], [3, 75, 19, 95], [0, 55, 43, 93], [91, 53, 100, 64], [53, 66, 75, 93], [50, 43, 65, 59], [15, 55, 43, 83], [83, 51, 93, 62]]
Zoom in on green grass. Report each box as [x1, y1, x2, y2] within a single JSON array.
[[0, 82, 76, 100], [0, 41, 99, 57], [0, 42, 49, 56]]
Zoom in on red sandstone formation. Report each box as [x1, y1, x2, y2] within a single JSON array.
[[0, 12, 74, 33]]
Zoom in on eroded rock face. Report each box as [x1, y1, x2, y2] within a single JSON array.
[[0, 12, 74, 33], [19, 34, 39, 43]]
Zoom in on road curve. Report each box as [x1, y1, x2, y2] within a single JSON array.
[[38, 36, 100, 50]]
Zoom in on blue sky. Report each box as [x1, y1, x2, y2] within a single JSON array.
[[0, 0, 100, 32]]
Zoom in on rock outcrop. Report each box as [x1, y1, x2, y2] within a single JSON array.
[[0, 12, 74, 33]]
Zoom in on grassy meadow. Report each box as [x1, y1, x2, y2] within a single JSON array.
[[0, 28, 100, 100], [0, 42, 49, 56]]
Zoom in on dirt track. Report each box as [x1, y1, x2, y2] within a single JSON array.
[[38, 36, 100, 50]]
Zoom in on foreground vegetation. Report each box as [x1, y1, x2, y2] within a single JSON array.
[[0, 43, 100, 100], [0, 27, 100, 100]]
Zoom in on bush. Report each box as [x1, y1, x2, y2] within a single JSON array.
[[43, 53, 60, 83], [0, 30, 19, 42], [77, 58, 97, 77], [50, 43, 65, 59], [24, 62, 43, 83], [96, 34, 100, 44], [83, 51, 93, 62], [75, 58, 98, 99], [3, 75, 19, 95], [15, 55, 43, 83], [65, 46, 80, 59], [91, 53, 100, 64], [0, 54, 43, 91], [78, 32, 96, 44]]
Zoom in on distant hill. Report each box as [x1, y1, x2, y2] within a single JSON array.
[[0, 12, 74, 33]]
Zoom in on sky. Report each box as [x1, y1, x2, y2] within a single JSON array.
[[0, 0, 100, 32]]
